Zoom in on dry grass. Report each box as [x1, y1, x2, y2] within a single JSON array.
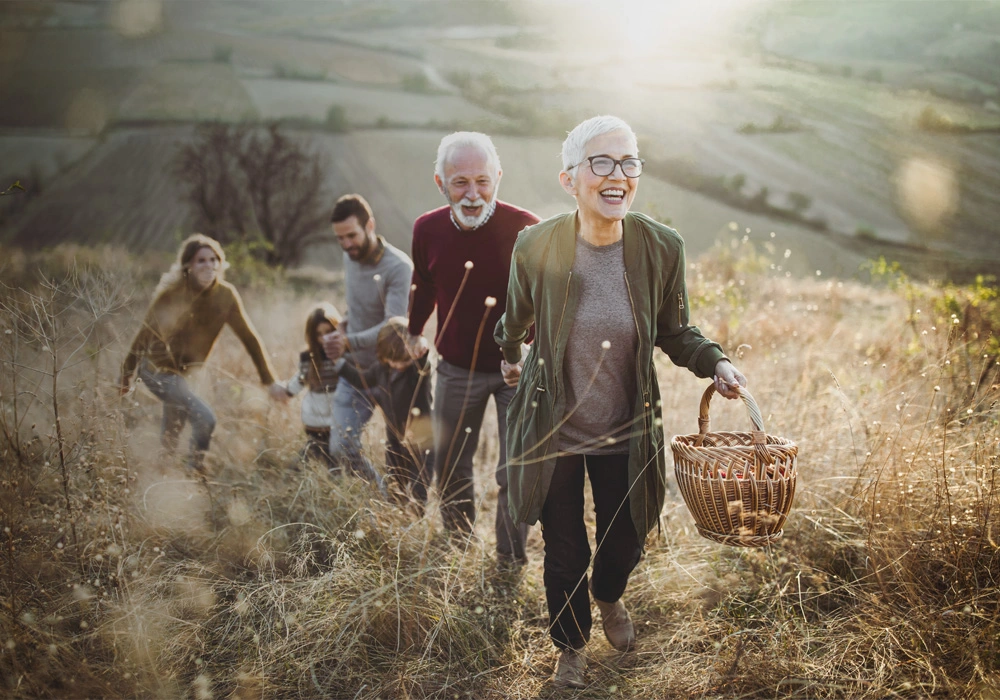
[[0, 242, 998, 699]]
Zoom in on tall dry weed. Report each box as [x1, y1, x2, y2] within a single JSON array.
[[0, 241, 997, 698]]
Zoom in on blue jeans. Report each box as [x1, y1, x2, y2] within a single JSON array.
[[138, 362, 215, 471], [329, 380, 384, 489]]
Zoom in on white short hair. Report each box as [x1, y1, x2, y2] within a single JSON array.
[[561, 115, 638, 172], [435, 132, 501, 181]]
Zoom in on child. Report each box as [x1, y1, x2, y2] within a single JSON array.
[[284, 303, 342, 468], [334, 316, 433, 508]]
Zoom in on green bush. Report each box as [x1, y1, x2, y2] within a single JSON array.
[[855, 224, 878, 240], [212, 45, 233, 63], [787, 191, 812, 212], [863, 67, 884, 82], [400, 72, 432, 93], [325, 105, 349, 133]]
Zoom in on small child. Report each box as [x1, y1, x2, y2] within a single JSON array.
[[334, 316, 433, 508], [284, 303, 342, 467]]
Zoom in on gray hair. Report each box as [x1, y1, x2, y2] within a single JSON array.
[[434, 131, 501, 181], [561, 115, 638, 172]]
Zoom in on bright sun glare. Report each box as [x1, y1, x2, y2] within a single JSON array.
[[552, 0, 756, 86], [568, 0, 752, 59]]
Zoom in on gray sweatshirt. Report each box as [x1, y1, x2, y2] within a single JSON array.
[[343, 238, 414, 367]]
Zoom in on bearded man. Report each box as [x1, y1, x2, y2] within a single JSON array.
[[408, 132, 539, 566], [323, 193, 413, 478]]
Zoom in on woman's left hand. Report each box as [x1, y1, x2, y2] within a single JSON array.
[[713, 360, 746, 399]]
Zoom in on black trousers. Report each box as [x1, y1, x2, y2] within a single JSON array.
[[541, 452, 642, 650]]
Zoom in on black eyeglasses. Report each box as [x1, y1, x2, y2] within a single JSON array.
[[568, 155, 645, 178]]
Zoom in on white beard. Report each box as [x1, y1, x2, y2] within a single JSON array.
[[449, 195, 495, 229]]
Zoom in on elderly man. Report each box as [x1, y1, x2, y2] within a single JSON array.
[[323, 193, 413, 481], [408, 132, 539, 565]]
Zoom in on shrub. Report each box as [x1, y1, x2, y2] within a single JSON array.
[[856, 224, 878, 240], [212, 45, 233, 63], [863, 67, 884, 82], [325, 104, 349, 133], [786, 190, 812, 212], [400, 72, 432, 93]]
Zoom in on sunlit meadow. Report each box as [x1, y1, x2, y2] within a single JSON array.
[[0, 237, 997, 699]]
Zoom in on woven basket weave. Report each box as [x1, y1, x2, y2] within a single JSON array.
[[671, 384, 798, 547]]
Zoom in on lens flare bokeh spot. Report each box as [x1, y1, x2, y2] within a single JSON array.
[[893, 157, 959, 233], [111, 0, 163, 38]]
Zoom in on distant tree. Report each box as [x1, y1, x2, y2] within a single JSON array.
[[786, 191, 812, 213], [916, 105, 964, 133], [212, 45, 233, 63], [863, 67, 884, 83], [401, 72, 432, 93], [325, 104, 349, 132], [749, 185, 770, 209], [855, 224, 877, 240], [172, 123, 329, 266]]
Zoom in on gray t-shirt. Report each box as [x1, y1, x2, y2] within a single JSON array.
[[343, 239, 413, 367], [559, 236, 639, 455]]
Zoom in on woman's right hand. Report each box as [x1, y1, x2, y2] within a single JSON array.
[[500, 359, 522, 387]]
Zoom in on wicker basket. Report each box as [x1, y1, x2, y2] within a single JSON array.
[[671, 384, 798, 547]]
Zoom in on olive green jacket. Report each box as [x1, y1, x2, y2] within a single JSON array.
[[494, 211, 727, 540]]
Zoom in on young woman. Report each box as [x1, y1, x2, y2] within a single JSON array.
[[119, 233, 287, 472]]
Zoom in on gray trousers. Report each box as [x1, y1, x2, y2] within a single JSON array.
[[138, 362, 216, 471], [434, 359, 528, 562]]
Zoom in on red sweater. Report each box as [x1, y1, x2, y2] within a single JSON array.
[[409, 201, 539, 372]]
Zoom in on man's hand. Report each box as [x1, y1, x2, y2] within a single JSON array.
[[407, 334, 429, 359], [267, 382, 291, 404], [713, 360, 747, 400], [322, 330, 348, 360]]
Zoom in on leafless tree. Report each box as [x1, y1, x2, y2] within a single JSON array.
[[173, 123, 329, 266]]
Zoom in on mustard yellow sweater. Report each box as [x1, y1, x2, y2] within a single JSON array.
[[121, 279, 276, 385]]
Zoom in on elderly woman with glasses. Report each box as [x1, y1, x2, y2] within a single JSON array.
[[495, 115, 747, 688]]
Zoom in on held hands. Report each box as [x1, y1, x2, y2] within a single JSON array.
[[713, 360, 747, 400], [322, 330, 348, 360], [267, 382, 291, 404], [118, 374, 131, 396], [407, 334, 429, 360]]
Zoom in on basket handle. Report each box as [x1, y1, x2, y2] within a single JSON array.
[[693, 383, 774, 466]]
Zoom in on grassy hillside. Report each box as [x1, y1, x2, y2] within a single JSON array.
[[3, 0, 1000, 280], [0, 243, 997, 698]]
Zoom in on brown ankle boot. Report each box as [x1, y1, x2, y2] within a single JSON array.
[[594, 598, 635, 652], [553, 648, 587, 688]]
